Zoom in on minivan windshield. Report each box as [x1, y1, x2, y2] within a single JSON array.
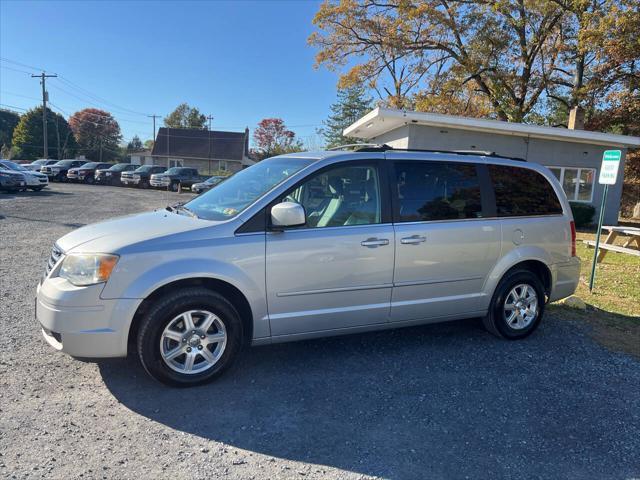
[[79, 162, 98, 169], [185, 157, 314, 221]]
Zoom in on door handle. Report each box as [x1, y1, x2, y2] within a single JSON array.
[[361, 238, 389, 247], [400, 235, 426, 245]]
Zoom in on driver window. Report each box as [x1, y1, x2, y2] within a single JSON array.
[[286, 164, 381, 228]]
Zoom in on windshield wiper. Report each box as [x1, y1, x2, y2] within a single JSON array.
[[167, 203, 198, 218]]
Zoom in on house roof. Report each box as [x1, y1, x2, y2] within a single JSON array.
[[151, 128, 248, 160], [344, 107, 640, 148]]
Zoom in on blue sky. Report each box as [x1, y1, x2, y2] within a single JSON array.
[[0, 0, 342, 147]]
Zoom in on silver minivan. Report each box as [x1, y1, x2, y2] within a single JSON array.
[[36, 147, 580, 386]]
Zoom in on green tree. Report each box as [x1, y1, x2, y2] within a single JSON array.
[[0, 109, 20, 151], [127, 135, 144, 152], [144, 139, 154, 150], [69, 108, 122, 161], [164, 103, 207, 129], [12, 106, 77, 160], [319, 84, 372, 148]]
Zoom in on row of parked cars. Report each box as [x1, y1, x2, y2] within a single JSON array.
[[1, 158, 227, 194]]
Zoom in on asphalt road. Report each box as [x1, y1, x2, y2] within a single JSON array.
[[1, 182, 639, 479]]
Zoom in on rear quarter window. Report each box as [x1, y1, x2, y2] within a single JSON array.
[[488, 164, 563, 217]]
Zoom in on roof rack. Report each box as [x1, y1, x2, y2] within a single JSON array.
[[328, 143, 526, 161], [327, 143, 388, 151]]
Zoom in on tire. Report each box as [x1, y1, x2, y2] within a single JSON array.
[[29, 186, 44, 192], [140, 179, 149, 189], [482, 269, 545, 340], [170, 181, 179, 192], [137, 287, 243, 387], [84, 176, 95, 184]]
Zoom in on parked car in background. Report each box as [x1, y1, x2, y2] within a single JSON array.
[[0, 166, 26, 193], [149, 167, 201, 191], [120, 165, 166, 188], [67, 162, 113, 183], [23, 159, 58, 172], [35, 149, 580, 387], [0, 160, 48, 191], [94, 163, 140, 186], [191, 175, 226, 194], [41, 160, 85, 182]]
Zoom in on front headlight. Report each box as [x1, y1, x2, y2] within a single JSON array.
[[59, 254, 119, 286]]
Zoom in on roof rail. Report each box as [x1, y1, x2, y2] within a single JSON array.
[[382, 147, 526, 162], [327, 144, 526, 161], [327, 143, 391, 151]]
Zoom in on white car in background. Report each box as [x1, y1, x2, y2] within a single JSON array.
[[0, 160, 49, 191], [22, 159, 59, 172]]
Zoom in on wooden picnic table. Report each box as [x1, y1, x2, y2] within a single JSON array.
[[583, 225, 640, 262]]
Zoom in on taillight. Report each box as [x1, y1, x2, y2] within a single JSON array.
[[570, 220, 577, 257]]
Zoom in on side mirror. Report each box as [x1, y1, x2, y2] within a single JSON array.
[[271, 202, 306, 228]]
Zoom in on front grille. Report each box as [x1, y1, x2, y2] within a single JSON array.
[[45, 244, 64, 276]]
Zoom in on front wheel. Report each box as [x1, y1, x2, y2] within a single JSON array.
[[137, 288, 243, 387], [170, 181, 180, 192], [482, 269, 545, 339]]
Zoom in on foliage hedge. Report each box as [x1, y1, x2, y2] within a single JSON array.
[[570, 202, 596, 227]]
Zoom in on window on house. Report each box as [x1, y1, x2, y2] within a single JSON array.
[[548, 166, 595, 202]]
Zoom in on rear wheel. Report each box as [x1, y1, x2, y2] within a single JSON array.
[[137, 288, 243, 387], [482, 269, 545, 339]]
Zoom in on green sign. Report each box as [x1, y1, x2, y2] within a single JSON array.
[[598, 150, 622, 185]]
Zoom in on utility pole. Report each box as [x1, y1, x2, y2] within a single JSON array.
[[207, 115, 214, 131], [148, 114, 159, 141], [31, 72, 58, 158]]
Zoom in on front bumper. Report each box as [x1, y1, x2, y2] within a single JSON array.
[[36, 277, 141, 358], [121, 177, 141, 185], [0, 178, 25, 189], [150, 178, 170, 187]]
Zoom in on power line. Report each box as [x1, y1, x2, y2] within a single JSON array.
[[0, 64, 35, 75], [47, 83, 150, 124], [0, 57, 48, 73], [56, 76, 150, 116], [0, 103, 28, 111]]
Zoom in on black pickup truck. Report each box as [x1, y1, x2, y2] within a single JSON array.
[[94, 163, 140, 185], [149, 167, 202, 192]]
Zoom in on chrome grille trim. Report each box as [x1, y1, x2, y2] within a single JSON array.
[[45, 244, 64, 276]]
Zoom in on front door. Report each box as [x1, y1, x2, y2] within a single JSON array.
[[389, 157, 501, 322], [266, 161, 394, 336]]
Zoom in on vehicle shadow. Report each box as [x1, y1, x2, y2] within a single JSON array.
[[0, 189, 73, 200], [99, 316, 640, 479]]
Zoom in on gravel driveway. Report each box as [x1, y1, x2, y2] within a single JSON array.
[[1, 183, 639, 479]]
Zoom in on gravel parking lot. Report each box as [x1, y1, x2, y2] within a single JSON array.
[[1, 183, 639, 479]]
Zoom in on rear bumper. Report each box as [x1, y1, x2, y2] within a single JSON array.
[[36, 279, 140, 358], [549, 257, 581, 302]]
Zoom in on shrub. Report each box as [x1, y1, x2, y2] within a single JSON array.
[[570, 202, 596, 227]]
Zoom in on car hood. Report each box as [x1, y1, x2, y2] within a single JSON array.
[[1, 170, 24, 178], [57, 210, 222, 253]]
